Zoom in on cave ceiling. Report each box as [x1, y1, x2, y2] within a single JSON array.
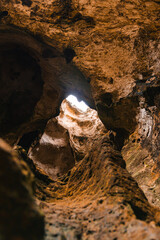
[[0, 0, 160, 240]]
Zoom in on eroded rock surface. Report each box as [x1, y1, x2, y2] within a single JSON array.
[[36, 135, 160, 240], [0, 0, 159, 133], [122, 90, 160, 208], [29, 99, 105, 178], [29, 118, 75, 180], [57, 99, 107, 160], [0, 0, 160, 239], [26, 99, 160, 239], [0, 139, 44, 240], [0, 25, 93, 146]]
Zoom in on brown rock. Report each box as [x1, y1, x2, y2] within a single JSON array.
[[0, 0, 160, 239], [1, 0, 159, 134], [57, 99, 107, 160], [38, 135, 160, 240], [0, 139, 44, 240], [29, 118, 75, 180]]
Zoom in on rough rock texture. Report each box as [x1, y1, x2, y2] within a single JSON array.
[[36, 135, 160, 240], [0, 25, 93, 145], [0, 139, 44, 240], [122, 92, 160, 208], [57, 99, 107, 160], [122, 135, 160, 208], [27, 101, 160, 239], [29, 99, 105, 178], [0, 0, 159, 133], [29, 118, 75, 180], [0, 0, 160, 239], [122, 112, 160, 208]]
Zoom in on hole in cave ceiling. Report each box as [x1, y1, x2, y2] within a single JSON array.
[[0, 28, 96, 182], [27, 94, 99, 180], [18, 94, 90, 151], [18, 130, 40, 150], [0, 29, 102, 197], [66, 94, 89, 112]]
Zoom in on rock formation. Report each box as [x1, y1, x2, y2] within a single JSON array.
[[0, 0, 160, 239], [0, 139, 44, 240], [29, 117, 75, 180]]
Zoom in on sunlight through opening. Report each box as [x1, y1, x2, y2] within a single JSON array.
[[66, 95, 89, 112]]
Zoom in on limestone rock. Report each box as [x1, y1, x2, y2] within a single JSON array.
[[38, 135, 160, 240], [29, 118, 75, 180], [0, 25, 93, 145], [122, 93, 160, 208], [0, 0, 159, 134], [57, 99, 107, 160], [0, 0, 160, 239], [29, 98, 106, 179], [0, 139, 44, 240]]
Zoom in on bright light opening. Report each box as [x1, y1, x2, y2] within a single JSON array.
[[66, 95, 89, 112]]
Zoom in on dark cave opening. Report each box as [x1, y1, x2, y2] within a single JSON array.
[[21, 0, 33, 7], [144, 87, 160, 107], [63, 48, 76, 63], [18, 130, 40, 150], [0, 44, 44, 135], [129, 202, 148, 221], [0, 11, 8, 20]]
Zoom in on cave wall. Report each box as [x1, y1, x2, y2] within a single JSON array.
[[29, 118, 75, 180], [36, 133, 160, 240], [0, 0, 159, 133], [57, 99, 107, 160], [0, 0, 160, 239], [0, 0, 159, 140], [0, 139, 44, 240], [0, 26, 93, 145], [0, 44, 43, 134], [29, 99, 106, 179]]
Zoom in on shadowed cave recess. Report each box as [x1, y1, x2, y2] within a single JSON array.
[[0, 1, 160, 239]]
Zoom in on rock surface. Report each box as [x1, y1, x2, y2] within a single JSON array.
[[36, 135, 160, 240], [28, 100, 160, 239], [29, 99, 105, 178], [0, 0, 160, 133], [0, 25, 93, 145], [0, 0, 160, 239], [122, 119, 160, 208], [29, 118, 75, 180], [0, 139, 44, 240], [57, 99, 107, 160]]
